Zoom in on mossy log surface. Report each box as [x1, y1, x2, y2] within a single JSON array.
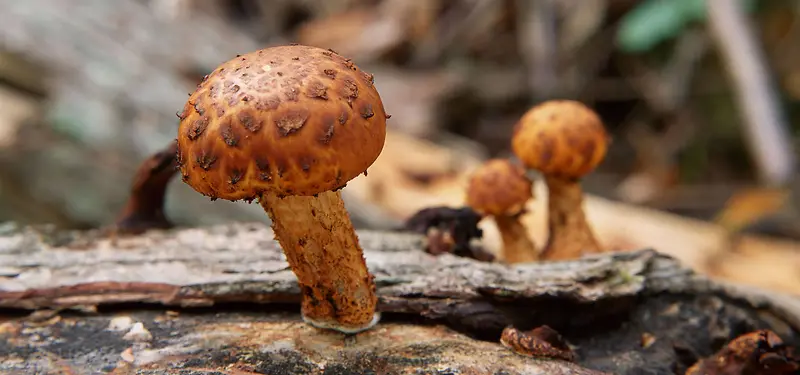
[[0, 222, 798, 374]]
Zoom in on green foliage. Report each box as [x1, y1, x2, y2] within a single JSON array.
[[616, 0, 759, 53]]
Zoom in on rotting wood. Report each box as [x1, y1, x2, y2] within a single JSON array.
[[1, 222, 799, 374], [0, 311, 610, 375]]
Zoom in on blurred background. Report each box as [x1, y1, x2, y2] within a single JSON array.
[[0, 0, 798, 292]]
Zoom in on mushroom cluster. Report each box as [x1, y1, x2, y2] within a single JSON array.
[[511, 100, 609, 260], [176, 44, 387, 333], [167, 44, 607, 331], [461, 100, 609, 262], [465, 159, 539, 263]]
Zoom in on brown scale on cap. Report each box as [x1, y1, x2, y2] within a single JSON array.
[[465, 159, 539, 263], [176, 45, 388, 334], [177, 46, 385, 201], [511, 100, 608, 261]]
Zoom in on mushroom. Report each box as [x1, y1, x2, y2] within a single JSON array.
[[511, 100, 608, 260], [465, 159, 539, 263], [175, 45, 388, 333]]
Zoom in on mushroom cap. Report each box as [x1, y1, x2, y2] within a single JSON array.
[[511, 100, 608, 180], [465, 159, 533, 217], [176, 44, 388, 200]]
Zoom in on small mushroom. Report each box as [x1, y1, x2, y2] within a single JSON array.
[[465, 159, 539, 263], [176, 45, 388, 333], [511, 100, 608, 260]]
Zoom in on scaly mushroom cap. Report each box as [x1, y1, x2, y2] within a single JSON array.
[[465, 159, 533, 217], [176, 45, 387, 200], [511, 100, 608, 180]]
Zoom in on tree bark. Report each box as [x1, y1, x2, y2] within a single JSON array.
[[0, 222, 798, 374]]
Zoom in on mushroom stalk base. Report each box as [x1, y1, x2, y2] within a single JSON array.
[[494, 215, 539, 263], [541, 176, 602, 260], [260, 190, 379, 334]]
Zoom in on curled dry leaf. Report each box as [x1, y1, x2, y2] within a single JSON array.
[[403, 205, 493, 261], [501, 325, 577, 362], [685, 329, 799, 375]]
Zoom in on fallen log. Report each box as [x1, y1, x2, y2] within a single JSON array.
[[0, 222, 798, 374]]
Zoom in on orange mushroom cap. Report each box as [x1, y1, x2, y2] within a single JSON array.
[[511, 100, 608, 180], [176, 45, 388, 201], [465, 159, 533, 217]]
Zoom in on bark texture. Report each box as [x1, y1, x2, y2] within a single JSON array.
[[0, 222, 799, 374]]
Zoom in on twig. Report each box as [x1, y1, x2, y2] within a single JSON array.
[[613, 30, 709, 204], [516, 0, 559, 100], [558, 0, 610, 97], [411, 0, 497, 65], [112, 140, 178, 235], [706, 0, 796, 187]]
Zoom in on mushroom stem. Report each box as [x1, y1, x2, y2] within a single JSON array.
[[540, 175, 602, 260], [259, 190, 379, 333], [494, 215, 539, 263]]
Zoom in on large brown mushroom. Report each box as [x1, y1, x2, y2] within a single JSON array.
[[176, 45, 388, 333], [465, 159, 539, 263], [511, 100, 608, 260]]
